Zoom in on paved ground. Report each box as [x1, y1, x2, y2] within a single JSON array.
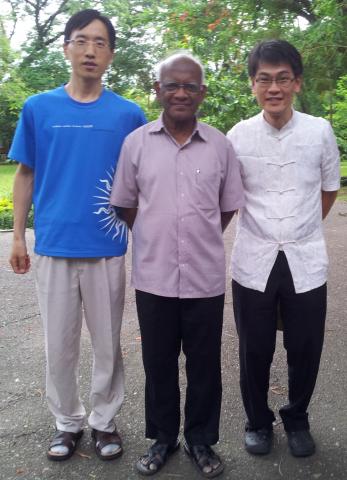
[[1, 202, 346, 480]]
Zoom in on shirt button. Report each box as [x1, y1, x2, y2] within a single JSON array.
[[180, 171, 184, 175], [181, 193, 184, 197], [181, 217, 184, 222]]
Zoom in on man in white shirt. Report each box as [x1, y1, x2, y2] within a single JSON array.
[[227, 39, 340, 458]]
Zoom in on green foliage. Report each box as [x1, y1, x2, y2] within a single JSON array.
[[0, 191, 34, 231], [0, 164, 17, 196], [0, 25, 12, 74], [201, 72, 259, 132], [132, 0, 262, 129], [121, 87, 160, 122], [0, 209, 14, 229], [0, 161, 31, 229], [20, 49, 69, 93], [1, 0, 347, 142], [329, 75, 347, 160], [0, 204, 34, 230], [0, 75, 32, 149], [0, 26, 32, 149], [0, 196, 13, 212], [102, 0, 164, 94]]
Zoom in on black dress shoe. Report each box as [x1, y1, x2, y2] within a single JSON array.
[[286, 430, 315, 457], [245, 428, 273, 455]]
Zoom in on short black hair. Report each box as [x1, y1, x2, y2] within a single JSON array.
[[64, 9, 116, 51], [248, 39, 303, 78]]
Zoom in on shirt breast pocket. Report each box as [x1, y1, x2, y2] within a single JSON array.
[[194, 168, 220, 210]]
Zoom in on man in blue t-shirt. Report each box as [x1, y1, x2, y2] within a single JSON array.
[[9, 9, 146, 462]]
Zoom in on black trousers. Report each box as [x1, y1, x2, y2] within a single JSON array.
[[232, 251, 326, 432], [135, 290, 224, 445]]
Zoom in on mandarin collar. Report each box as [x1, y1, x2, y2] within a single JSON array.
[[148, 112, 207, 142], [261, 109, 297, 139]]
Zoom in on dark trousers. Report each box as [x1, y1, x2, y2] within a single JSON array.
[[135, 290, 224, 445], [232, 251, 326, 432]]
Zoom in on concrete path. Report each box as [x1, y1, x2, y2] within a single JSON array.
[[1, 202, 346, 480]]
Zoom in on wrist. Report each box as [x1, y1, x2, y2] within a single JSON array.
[[13, 233, 26, 243]]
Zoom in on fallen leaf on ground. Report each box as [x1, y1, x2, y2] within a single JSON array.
[[34, 388, 44, 399], [270, 385, 287, 395], [76, 451, 91, 459]]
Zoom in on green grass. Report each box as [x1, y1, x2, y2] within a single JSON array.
[[338, 186, 347, 202], [0, 163, 17, 197], [341, 161, 347, 177]]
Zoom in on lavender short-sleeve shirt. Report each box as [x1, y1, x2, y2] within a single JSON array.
[[111, 115, 244, 298]]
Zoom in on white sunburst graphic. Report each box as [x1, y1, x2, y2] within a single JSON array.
[[93, 168, 127, 241]]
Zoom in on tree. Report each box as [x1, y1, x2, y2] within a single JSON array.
[[330, 74, 347, 160], [0, 21, 31, 151], [1, 0, 346, 139], [288, 0, 347, 118], [139, 0, 347, 131], [11, 0, 89, 61], [101, 0, 163, 94]]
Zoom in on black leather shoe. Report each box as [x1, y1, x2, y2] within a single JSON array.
[[286, 430, 315, 457], [245, 428, 273, 455]]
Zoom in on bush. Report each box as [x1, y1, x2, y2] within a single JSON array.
[[0, 197, 13, 212], [0, 201, 34, 230], [0, 210, 14, 229]]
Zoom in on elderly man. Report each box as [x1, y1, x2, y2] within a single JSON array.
[[111, 52, 244, 477], [227, 40, 340, 457]]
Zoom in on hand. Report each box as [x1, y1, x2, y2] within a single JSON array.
[[9, 239, 31, 274]]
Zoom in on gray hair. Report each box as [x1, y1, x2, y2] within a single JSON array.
[[155, 51, 205, 83]]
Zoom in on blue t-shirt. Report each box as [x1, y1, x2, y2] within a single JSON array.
[[9, 86, 146, 257]]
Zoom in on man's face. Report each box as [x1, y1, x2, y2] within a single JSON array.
[[251, 62, 302, 124], [154, 59, 206, 124], [63, 19, 114, 81]]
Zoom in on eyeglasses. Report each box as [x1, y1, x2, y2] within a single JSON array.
[[160, 82, 203, 94], [66, 39, 110, 51], [255, 77, 295, 88]]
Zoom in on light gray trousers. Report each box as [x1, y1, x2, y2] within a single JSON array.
[[35, 255, 125, 433]]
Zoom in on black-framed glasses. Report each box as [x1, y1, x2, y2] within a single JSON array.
[[160, 82, 203, 94], [66, 39, 110, 51], [255, 76, 295, 88]]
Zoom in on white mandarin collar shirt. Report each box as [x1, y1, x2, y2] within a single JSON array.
[[227, 110, 340, 293]]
